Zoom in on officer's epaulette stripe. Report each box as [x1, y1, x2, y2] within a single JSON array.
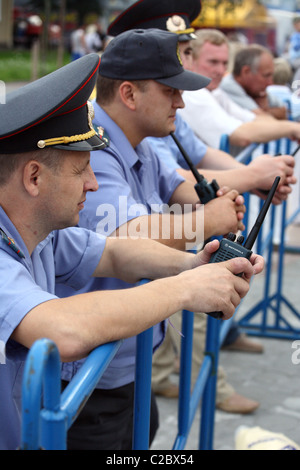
[[0, 228, 25, 258]]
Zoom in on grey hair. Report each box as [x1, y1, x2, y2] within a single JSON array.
[[191, 29, 229, 60], [232, 44, 272, 76], [272, 57, 292, 85]]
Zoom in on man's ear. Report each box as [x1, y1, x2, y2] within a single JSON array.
[[22, 160, 42, 197], [240, 64, 251, 78], [119, 81, 137, 110]]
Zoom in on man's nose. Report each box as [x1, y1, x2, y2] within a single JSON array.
[[85, 164, 99, 192], [174, 89, 185, 109]]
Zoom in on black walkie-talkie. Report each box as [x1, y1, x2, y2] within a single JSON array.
[[207, 175, 280, 319], [170, 132, 220, 204]]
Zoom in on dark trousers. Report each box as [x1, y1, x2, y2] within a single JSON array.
[[61, 380, 159, 450]]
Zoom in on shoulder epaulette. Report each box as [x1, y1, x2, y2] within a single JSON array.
[[94, 125, 110, 146], [0, 228, 25, 258]]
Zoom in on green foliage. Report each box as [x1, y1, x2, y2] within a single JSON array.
[[0, 49, 71, 82]]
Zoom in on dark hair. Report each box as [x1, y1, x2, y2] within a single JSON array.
[[96, 75, 149, 106], [0, 148, 63, 187]]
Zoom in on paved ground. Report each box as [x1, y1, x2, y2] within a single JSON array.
[[151, 223, 300, 450]]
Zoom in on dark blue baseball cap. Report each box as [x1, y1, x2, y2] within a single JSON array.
[[108, 0, 202, 42], [99, 28, 210, 91]]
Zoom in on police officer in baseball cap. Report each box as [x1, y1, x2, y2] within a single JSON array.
[[100, 27, 210, 90], [106, 0, 264, 414]]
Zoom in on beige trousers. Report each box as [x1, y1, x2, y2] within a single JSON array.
[[152, 311, 234, 404]]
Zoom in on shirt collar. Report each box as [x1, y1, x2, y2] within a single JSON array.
[[93, 101, 141, 169], [0, 206, 29, 259]]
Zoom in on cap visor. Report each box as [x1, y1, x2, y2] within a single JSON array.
[[53, 134, 106, 152], [156, 70, 211, 91], [178, 33, 197, 42]]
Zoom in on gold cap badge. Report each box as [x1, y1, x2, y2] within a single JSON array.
[[166, 15, 187, 33]]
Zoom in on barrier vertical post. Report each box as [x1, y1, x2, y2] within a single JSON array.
[[199, 316, 221, 450], [133, 279, 154, 450], [21, 338, 62, 450], [133, 327, 153, 450], [173, 309, 194, 449]]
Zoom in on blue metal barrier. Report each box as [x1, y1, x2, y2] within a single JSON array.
[[21, 338, 122, 450], [132, 326, 153, 450], [219, 135, 300, 340], [20, 136, 300, 449]]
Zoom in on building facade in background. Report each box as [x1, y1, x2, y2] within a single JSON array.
[[262, 0, 300, 54], [102, 0, 300, 56], [3, 0, 300, 56]]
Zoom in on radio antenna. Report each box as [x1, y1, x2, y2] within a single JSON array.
[[170, 131, 204, 183], [244, 176, 280, 249]]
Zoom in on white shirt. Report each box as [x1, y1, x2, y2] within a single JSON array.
[[179, 88, 255, 149]]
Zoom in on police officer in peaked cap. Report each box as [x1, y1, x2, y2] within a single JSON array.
[[0, 51, 260, 450], [108, 0, 201, 41]]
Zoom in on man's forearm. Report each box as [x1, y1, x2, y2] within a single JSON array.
[[200, 147, 243, 171], [112, 214, 204, 251], [230, 119, 300, 147], [11, 277, 185, 362], [188, 166, 255, 194], [94, 236, 196, 280], [11, 255, 257, 362]]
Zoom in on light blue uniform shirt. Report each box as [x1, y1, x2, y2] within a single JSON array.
[[146, 114, 207, 170], [0, 206, 106, 449], [289, 31, 300, 64], [59, 103, 185, 390]]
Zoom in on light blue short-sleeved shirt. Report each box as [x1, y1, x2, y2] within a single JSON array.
[[0, 206, 106, 449], [146, 114, 207, 170], [59, 102, 185, 390], [289, 31, 300, 63]]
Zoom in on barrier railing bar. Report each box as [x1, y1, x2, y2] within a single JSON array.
[[284, 206, 300, 254], [174, 356, 212, 450], [235, 142, 260, 164], [59, 341, 122, 428], [44, 339, 122, 450], [21, 339, 122, 450], [285, 206, 300, 227]]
